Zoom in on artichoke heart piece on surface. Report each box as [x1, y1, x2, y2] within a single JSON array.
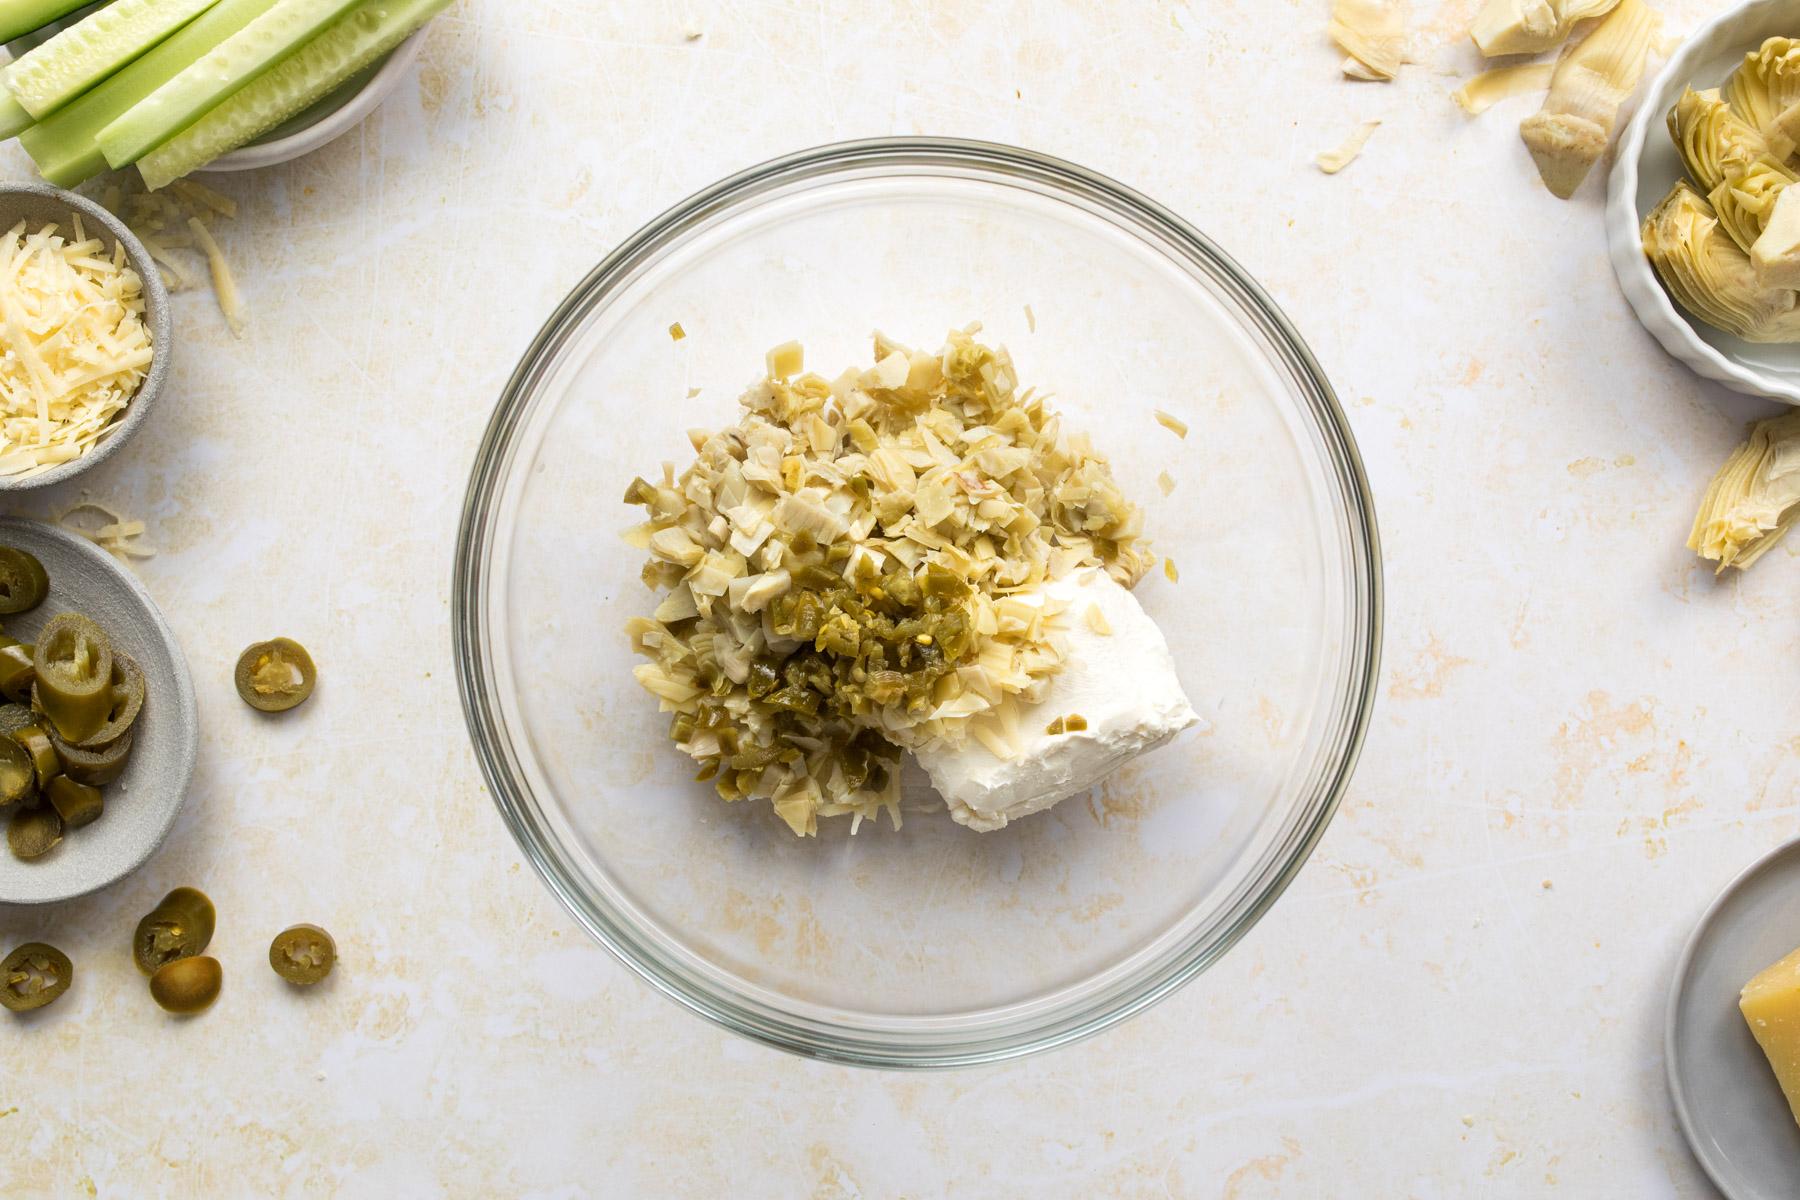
[[1330, 0, 1405, 80], [1642, 181, 1800, 342], [1472, 0, 1621, 58], [1669, 87, 1771, 192], [1520, 0, 1659, 198], [1724, 37, 1800, 161], [1689, 411, 1800, 571], [1710, 155, 1798, 254], [1453, 63, 1555, 115]]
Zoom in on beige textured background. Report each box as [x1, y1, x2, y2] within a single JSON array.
[[0, 1, 1786, 1195]]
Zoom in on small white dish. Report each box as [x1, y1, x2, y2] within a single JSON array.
[[1607, 0, 1800, 404], [1668, 836, 1800, 1198]]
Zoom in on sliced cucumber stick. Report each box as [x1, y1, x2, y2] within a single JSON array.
[[0, 92, 31, 139], [0, 0, 89, 46], [22, 0, 281, 187], [97, 0, 362, 167], [5, 0, 219, 118], [139, 0, 445, 190]]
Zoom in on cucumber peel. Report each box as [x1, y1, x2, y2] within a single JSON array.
[[0, 92, 31, 140], [4, 0, 219, 118], [96, 0, 362, 167], [139, 0, 446, 190], [0, 0, 88, 45], [22, 0, 280, 187]]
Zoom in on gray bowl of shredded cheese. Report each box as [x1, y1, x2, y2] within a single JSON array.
[[0, 182, 169, 491]]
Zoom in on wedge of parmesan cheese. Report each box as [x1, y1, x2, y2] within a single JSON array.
[[0, 220, 152, 479]]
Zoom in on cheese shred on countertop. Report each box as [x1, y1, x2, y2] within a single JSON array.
[[0, 221, 152, 479]]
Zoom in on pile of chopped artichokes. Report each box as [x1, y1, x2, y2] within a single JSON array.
[[1645, 40, 1800, 342], [623, 329, 1153, 836]]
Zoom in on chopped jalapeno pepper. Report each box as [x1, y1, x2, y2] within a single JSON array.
[[1, 942, 70, 1012], [0, 548, 48, 615], [48, 726, 132, 786], [0, 735, 32, 810], [7, 805, 60, 858], [149, 955, 220, 1014], [9, 723, 59, 789], [33, 614, 112, 743], [75, 653, 144, 750], [269, 924, 337, 985], [133, 887, 215, 975], [234, 638, 315, 713], [45, 776, 101, 828], [0, 643, 34, 704], [0, 702, 33, 737]]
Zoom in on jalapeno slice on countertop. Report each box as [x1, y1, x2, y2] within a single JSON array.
[[33, 614, 112, 743], [7, 805, 60, 858], [0, 733, 34, 811], [75, 653, 144, 751], [149, 955, 220, 1014], [45, 776, 101, 828], [133, 887, 215, 975], [1, 942, 70, 1012], [234, 639, 315, 713], [269, 924, 336, 985], [48, 726, 132, 786], [0, 548, 48, 616], [0, 643, 34, 704]]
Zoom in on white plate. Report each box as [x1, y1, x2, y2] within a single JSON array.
[[1607, 0, 1800, 404], [1668, 836, 1800, 1198]]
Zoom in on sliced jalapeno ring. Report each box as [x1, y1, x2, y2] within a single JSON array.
[[33, 614, 112, 743], [0, 548, 48, 616], [149, 955, 220, 1014], [0, 643, 34, 704], [132, 887, 216, 975], [48, 727, 132, 786], [269, 924, 336, 985], [75, 654, 144, 751], [234, 638, 316, 713], [1, 941, 70, 1012], [0, 736, 34, 811], [10, 724, 59, 789], [45, 776, 101, 828], [7, 804, 60, 859], [0, 702, 35, 738]]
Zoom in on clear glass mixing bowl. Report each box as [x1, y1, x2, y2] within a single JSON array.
[[455, 139, 1382, 1068]]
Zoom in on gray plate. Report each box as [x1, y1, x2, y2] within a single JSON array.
[[1669, 836, 1800, 1196], [0, 517, 195, 904]]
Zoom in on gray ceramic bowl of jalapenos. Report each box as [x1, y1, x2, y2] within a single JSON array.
[[0, 517, 196, 905]]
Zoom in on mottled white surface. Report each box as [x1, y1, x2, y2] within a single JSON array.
[[0, 1, 1785, 1195]]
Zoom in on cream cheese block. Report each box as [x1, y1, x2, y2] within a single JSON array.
[[915, 568, 1199, 831]]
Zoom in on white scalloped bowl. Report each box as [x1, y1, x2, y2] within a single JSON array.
[[1607, 0, 1800, 404]]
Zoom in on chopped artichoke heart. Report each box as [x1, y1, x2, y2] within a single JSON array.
[[1520, 0, 1658, 200], [1753, 185, 1800, 288], [1317, 120, 1381, 174], [1710, 155, 1798, 254], [1472, 0, 1621, 58], [1643, 182, 1800, 342], [1669, 88, 1769, 192], [1329, 0, 1405, 81], [1725, 37, 1800, 161], [623, 328, 1155, 835], [1453, 64, 1555, 116], [1689, 411, 1800, 571]]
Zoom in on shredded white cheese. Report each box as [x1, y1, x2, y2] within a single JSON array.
[[58, 500, 156, 561], [0, 221, 152, 479], [186, 217, 243, 338]]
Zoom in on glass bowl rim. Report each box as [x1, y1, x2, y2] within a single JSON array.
[[454, 136, 1384, 1069]]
